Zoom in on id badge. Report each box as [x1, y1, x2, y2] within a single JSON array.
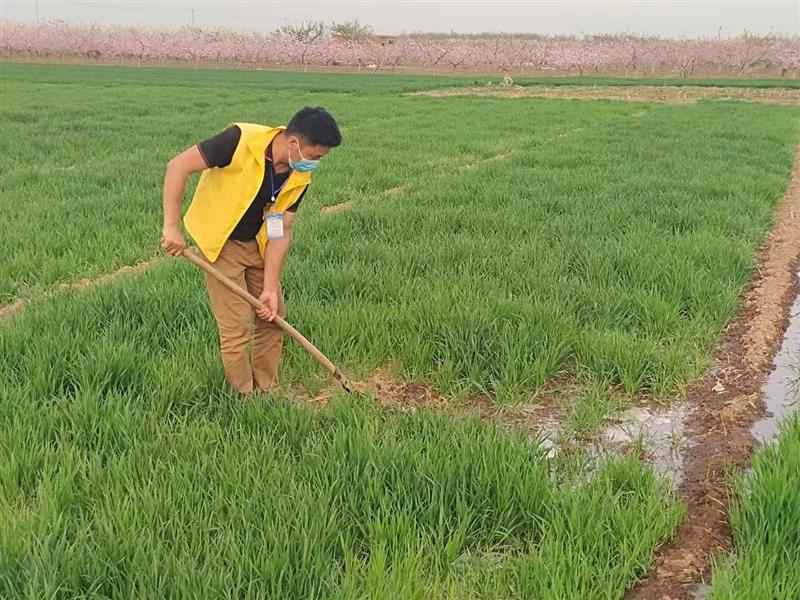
[[266, 213, 284, 240]]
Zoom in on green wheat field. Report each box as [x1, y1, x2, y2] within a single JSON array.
[[1, 62, 799, 599]]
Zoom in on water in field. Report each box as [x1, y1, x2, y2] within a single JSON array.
[[533, 404, 689, 485], [600, 403, 690, 486], [693, 583, 712, 599], [536, 269, 800, 487], [532, 416, 565, 459], [751, 270, 800, 443], [595, 272, 800, 485]]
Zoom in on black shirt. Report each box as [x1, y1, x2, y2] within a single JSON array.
[[197, 126, 306, 241]]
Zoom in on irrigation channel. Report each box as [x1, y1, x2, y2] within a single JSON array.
[[686, 270, 800, 599], [751, 271, 800, 443]]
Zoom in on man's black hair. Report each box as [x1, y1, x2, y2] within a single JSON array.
[[286, 106, 342, 148]]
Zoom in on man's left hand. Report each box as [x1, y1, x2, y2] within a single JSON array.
[[256, 289, 279, 321]]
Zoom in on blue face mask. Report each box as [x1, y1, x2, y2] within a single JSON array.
[[289, 139, 320, 172]]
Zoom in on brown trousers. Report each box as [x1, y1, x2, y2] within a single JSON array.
[[202, 239, 285, 394]]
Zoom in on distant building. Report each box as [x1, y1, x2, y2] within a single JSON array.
[[330, 32, 398, 46], [373, 35, 398, 46]]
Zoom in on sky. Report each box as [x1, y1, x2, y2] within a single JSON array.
[[1, 0, 798, 38]]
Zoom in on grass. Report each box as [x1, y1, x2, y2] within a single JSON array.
[[0, 62, 484, 93], [708, 414, 800, 599], [290, 100, 800, 400], [1, 63, 799, 596], [0, 264, 684, 598], [2, 63, 798, 401], [4, 62, 798, 90], [564, 384, 624, 440]]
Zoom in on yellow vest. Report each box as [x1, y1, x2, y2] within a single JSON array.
[[184, 122, 311, 262]]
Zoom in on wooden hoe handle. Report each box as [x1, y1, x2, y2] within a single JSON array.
[[181, 249, 352, 392]]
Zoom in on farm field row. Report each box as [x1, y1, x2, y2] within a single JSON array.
[[0, 66, 629, 303], [3, 62, 800, 92], [2, 65, 798, 401]]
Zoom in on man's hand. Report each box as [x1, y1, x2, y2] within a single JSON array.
[[257, 288, 279, 321], [161, 226, 187, 257]]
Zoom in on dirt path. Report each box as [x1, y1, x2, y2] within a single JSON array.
[[318, 184, 408, 216], [415, 84, 800, 105], [320, 201, 353, 215], [0, 254, 164, 322], [627, 145, 800, 599], [0, 299, 25, 320]]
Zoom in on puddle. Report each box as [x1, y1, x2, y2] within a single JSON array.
[[599, 404, 690, 485], [532, 417, 564, 459], [750, 271, 800, 444], [530, 406, 689, 485], [693, 583, 712, 599]]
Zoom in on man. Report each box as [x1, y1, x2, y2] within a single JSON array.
[[161, 106, 342, 394]]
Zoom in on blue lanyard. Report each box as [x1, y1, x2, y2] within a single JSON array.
[[269, 165, 288, 203]]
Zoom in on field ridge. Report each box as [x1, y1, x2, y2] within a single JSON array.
[[0, 254, 163, 321], [414, 84, 800, 105]]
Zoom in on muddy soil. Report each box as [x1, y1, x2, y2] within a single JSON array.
[[301, 366, 568, 439]]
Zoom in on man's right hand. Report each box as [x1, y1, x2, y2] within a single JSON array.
[[161, 226, 187, 257]]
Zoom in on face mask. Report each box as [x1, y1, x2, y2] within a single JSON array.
[[289, 139, 320, 172]]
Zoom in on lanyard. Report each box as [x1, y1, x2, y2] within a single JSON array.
[[269, 165, 288, 204]]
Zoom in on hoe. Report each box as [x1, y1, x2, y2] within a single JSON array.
[[181, 248, 355, 394]]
